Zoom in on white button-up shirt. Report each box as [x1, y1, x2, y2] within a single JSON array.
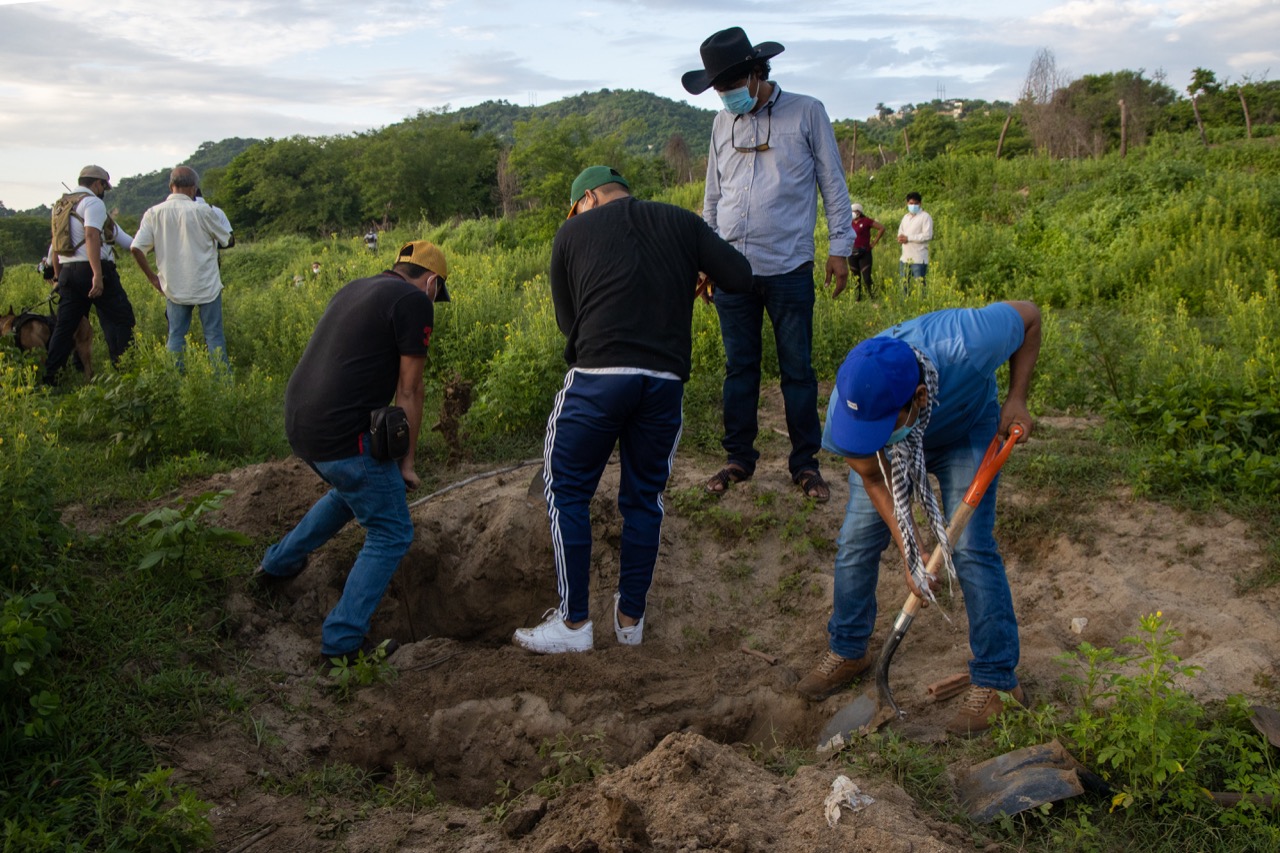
[[132, 192, 234, 305], [897, 210, 934, 264]]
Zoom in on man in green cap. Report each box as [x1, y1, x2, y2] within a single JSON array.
[[513, 166, 752, 654]]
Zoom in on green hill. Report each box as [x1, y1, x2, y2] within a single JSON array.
[[106, 137, 260, 219], [452, 89, 715, 154]]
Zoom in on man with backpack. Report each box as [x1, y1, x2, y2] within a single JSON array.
[[44, 165, 136, 385]]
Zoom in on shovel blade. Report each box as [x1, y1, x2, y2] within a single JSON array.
[[817, 688, 897, 750], [1250, 705, 1280, 749], [957, 740, 1092, 824]]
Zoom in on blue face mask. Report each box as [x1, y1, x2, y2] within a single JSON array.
[[885, 403, 918, 445], [907, 203, 921, 214], [886, 423, 914, 445], [719, 82, 756, 116]]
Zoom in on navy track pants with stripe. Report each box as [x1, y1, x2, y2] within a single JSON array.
[[542, 370, 683, 623]]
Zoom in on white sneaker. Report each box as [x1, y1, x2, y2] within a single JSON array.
[[613, 593, 645, 646], [513, 610, 593, 654]]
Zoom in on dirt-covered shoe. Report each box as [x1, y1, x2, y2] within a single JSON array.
[[322, 637, 400, 667], [945, 684, 1027, 736], [613, 593, 644, 646], [796, 650, 872, 701], [253, 555, 308, 586], [513, 610, 594, 654]]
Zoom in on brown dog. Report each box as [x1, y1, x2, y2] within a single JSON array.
[[0, 306, 93, 381]]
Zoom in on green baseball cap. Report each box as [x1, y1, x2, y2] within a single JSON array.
[[568, 165, 629, 217]]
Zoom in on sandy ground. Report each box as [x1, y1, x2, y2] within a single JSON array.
[[123, 396, 1278, 852]]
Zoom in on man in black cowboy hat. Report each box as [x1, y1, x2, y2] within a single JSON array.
[[683, 27, 854, 505]]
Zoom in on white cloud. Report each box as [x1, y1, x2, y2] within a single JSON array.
[[1033, 0, 1167, 31], [3, 0, 1279, 211]]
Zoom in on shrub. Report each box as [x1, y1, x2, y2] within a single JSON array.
[[996, 613, 1280, 838], [0, 362, 68, 582], [0, 589, 71, 742]]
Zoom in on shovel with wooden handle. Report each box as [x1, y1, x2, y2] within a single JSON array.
[[818, 424, 1024, 749]]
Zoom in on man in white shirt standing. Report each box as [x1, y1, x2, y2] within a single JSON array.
[[897, 191, 934, 290], [131, 166, 234, 366], [44, 165, 137, 385]]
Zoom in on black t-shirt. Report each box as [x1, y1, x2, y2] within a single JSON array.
[[550, 196, 751, 380], [285, 272, 433, 461]]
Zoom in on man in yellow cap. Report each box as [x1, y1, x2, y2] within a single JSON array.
[[256, 241, 449, 665]]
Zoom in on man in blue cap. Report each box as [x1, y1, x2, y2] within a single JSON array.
[[797, 301, 1041, 736]]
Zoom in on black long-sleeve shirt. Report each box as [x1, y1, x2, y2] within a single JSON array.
[[549, 196, 752, 381]]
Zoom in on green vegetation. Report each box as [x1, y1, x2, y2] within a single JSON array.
[[487, 732, 610, 824], [122, 490, 251, 575], [325, 642, 399, 701], [988, 613, 1280, 850]]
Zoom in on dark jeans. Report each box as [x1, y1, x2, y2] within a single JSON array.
[[542, 370, 684, 623], [714, 265, 821, 478], [850, 249, 874, 299], [899, 261, 928, 293], [44, 260, 135, 383]]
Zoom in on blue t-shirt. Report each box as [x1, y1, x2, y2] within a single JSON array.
[[823, 303, 1025, 456]]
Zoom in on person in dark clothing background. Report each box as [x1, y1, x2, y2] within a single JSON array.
[[513, 166, 752, 654], [849, 203, 886, 300]]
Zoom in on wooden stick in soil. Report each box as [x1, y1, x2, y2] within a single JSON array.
[[226, 823, 278, 853], [408, 458, 541, 508], [925, 673, 971, 702], [739, 646, 779, 666]]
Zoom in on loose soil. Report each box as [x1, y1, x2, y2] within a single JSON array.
[[133, 396, 1279, 852]]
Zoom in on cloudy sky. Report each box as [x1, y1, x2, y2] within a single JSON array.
[[1, 0, 1275, 210]]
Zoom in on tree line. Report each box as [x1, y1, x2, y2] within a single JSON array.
[[3, 62, 1278, 263]]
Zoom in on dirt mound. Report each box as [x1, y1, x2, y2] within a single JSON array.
[[513, 731, 963, 852], [208, 457, 331, 539], [165, 413, 1280, 849]]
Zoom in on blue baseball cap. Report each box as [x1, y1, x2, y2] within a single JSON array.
[[830, 337, 920, 455]]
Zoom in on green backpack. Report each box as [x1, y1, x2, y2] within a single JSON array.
[[50, 191, 117, 256]]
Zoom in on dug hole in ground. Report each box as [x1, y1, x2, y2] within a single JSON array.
[[154, 392, 1280, 852]]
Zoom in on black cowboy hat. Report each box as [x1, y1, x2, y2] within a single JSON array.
[[681, 27, 784, 95]]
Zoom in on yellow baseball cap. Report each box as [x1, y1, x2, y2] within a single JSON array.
[[396, 241, 451, 301]]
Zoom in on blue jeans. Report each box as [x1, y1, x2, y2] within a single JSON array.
[[167, 294, 228, 366], [543, 371, 683, 624], [899, 261, 928, 292], [714, 266, 821, 478], [260, 438, 413, 656], [827, 408, 1020, 689]]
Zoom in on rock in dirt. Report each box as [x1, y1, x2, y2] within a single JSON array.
[[502, 795, 548, 839]]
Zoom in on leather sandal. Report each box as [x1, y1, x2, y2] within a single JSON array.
[[794, 469, 830, 503], [705, 463, 750, 495]]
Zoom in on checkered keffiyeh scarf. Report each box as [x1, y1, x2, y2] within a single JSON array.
[[877, 347, 954, 603]]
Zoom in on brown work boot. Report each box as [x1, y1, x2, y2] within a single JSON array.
[[945, 684, 1027, 736], [796, 650, 872, 701]]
